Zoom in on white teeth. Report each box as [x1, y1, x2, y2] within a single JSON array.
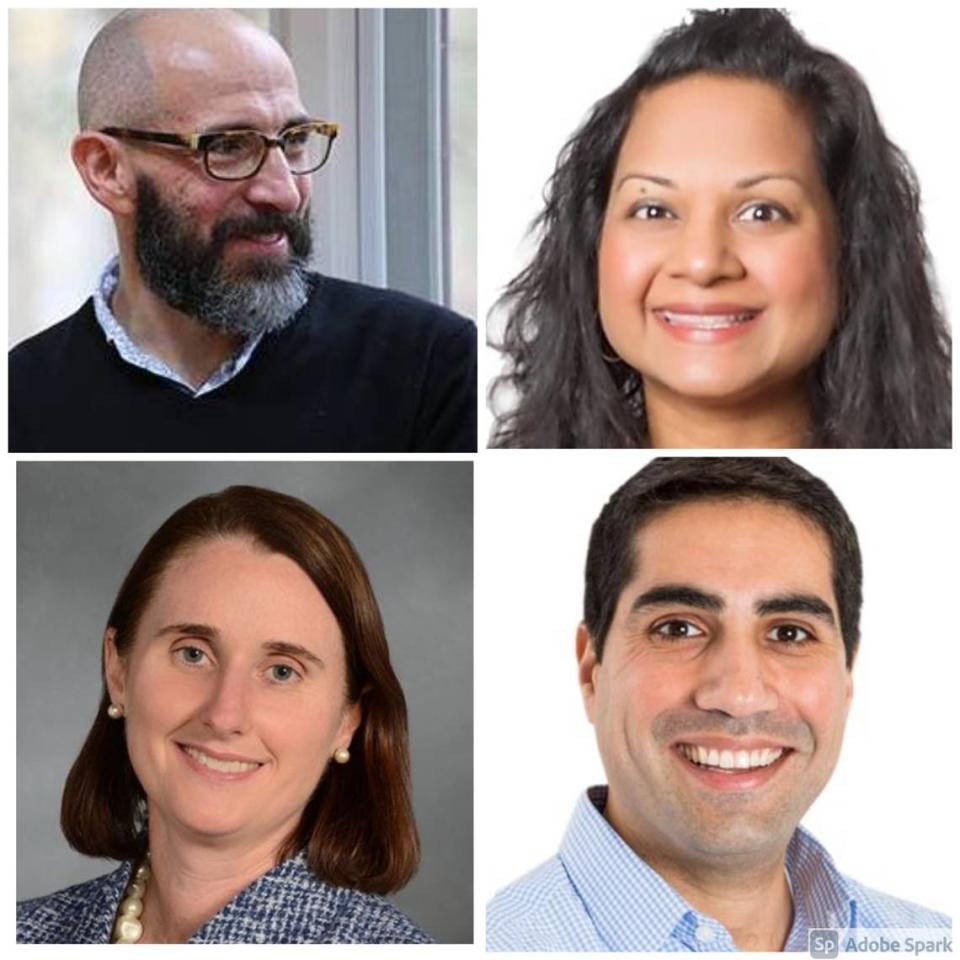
[[679, 743, 784, 771], [241, 233, 282, 244], [661, 310, 757, 329], [183, 745, 260, 774]]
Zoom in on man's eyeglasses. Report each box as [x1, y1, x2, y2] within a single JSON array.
[[99, 120, 339, 181]]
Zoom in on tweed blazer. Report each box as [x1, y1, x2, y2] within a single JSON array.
[[17, 851, 432, 944]]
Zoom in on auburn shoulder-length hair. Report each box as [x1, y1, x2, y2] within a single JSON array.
[[61, 485, 419, 894]]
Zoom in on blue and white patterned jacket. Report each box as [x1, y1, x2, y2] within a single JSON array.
[[17, 851, 432, 944]]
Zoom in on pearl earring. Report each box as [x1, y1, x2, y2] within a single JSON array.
[[333, 747, 350, 764], [107, 703, 123, 719]]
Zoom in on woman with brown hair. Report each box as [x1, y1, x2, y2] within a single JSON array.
[[17, 485, 428, 943]]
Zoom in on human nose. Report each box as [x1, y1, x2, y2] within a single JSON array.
[[665, 211, 745, 286], [693, 630, 778, 717], [243, 142, 304, 214], [198, 665, 252, 736]]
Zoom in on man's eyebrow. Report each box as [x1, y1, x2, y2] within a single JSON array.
[[626, 587, 836, 626], [200, 114, 313, 135], [155, 624, 325, 665], [280, 114, 314, 130], [755, 593, 836, 625], [629, 584, 726, 614], [614, 171, 806, 192]]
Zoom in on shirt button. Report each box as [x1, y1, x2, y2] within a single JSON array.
[[695, 925, 715, 943]]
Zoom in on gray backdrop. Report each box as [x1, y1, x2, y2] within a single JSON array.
[[16, 461, 472, 943]]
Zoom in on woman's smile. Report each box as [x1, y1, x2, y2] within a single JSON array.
[[652, 304, 765, 344], [177, 742, 267, 780]]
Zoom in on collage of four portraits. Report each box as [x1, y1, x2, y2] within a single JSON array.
[[11, 6, 955, 953]]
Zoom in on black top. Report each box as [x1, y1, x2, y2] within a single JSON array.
[[9, 274, 476, 452]]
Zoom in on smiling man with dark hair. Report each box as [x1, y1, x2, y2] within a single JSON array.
[[487, 457, 949, 952], [9, 9, 475, 453]]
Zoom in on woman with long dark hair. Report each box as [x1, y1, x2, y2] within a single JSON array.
[[489, 9, 950, 448]]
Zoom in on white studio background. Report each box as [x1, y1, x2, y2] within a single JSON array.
[[477, 3, 958, 444], [476, 450, 958, 920]]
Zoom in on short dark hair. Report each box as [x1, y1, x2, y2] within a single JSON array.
[[61, 485, 419, 894], [491, 8, 950, 448], [584, 457, 862, 666]]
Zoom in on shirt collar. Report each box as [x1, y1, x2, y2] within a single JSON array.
[[783, 826, 857, 944], [92, 256, 264, 397], [559, 786, 711, 950], [560, 786, 856, 951]]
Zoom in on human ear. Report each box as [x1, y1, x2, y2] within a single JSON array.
[[71, 132, 137, 216], [336, 699, 362, 749], [103, 628, 128, 707], [576, 623, 600, 724]]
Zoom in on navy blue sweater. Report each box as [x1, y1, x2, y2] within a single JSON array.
[[9, 274, 476, 452]]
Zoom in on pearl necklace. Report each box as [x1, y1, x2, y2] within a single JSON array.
[[112, 853, 151, 944]]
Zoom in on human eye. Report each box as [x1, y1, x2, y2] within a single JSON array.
[[629, 201, 676, 221], [281, 127, 314, 161], [765, 623, 813, 645], [266, 662, 303, 684], [650, 618, 705, 641], [207, 133, 254, 158], [174, 645, 210, 667], [736, 201, 791, 224], [283, 126, 311, 147]]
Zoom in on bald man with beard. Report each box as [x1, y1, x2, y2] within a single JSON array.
[[10, 10, 476, 453]]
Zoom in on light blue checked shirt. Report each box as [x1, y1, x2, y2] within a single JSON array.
[[487, 786, 950, 951], [92, 257, 263, 397]]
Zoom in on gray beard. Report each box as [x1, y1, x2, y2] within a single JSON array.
[[174, 262, 312, 338], [133, 174, 313, 337]]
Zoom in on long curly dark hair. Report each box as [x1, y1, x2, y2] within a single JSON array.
[[489, 9, 951, 448]]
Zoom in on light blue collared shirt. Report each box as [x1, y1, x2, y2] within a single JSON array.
[[487, 786, 950, 951], [92, 257, 263, 397]]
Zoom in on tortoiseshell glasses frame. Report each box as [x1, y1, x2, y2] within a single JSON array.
[[99, 120, 340, 181]]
